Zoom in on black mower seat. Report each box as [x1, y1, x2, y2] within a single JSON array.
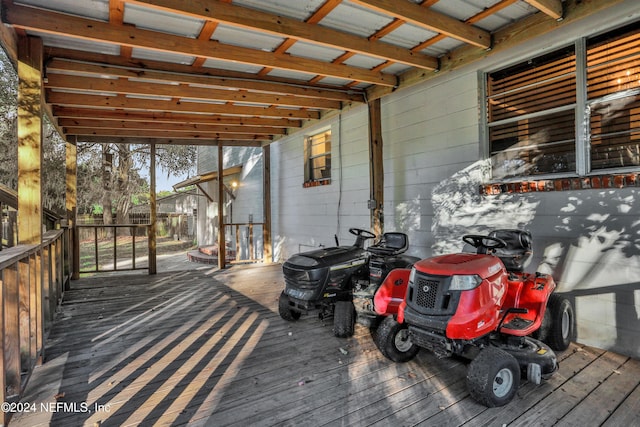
[[488, 229, 532, 273], [368, 232, 409, 256]]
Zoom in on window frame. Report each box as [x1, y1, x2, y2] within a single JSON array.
[[482, 22, 640, 184], [303, 127, 332, 188]]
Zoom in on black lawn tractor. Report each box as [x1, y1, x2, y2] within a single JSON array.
[[278, 228, 419, 337]]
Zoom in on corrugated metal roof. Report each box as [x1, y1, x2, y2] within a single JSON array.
[[2, 0, 607, 145]]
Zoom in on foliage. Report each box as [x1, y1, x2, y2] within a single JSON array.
[[0, 49, 17, 189], [0, 46, 197, 222]]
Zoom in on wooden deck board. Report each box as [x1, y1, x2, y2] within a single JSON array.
[[8, 263, 640, 427]]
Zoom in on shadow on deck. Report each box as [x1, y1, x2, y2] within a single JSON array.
[[9, 262, 640, 426]]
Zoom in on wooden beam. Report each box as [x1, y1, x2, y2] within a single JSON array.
[[58, 118, 288, 135], [131, 0, 439, 70], [368, 98, 384, 236], [524, 0, 564, 20], [44, 48, 364, 102], [149, 143, 157, 275], [6, 4, 398, 86], [366, 0, 628, 101], [45, 92, 321, 120], [217, 144, 226, 269], [46, 58, 364, 102], [17, 36, 43, 245], [73, 136, 263, 147], [262, 145, 272, 264], [44, 74, 342, 110], [350, 0, 491, 49], [52, 107, 302, 128], [62, 127, 274, 141]]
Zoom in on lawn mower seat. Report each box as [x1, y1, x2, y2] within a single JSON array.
[[368, 232, 409, 256], [488, 229, 532, 273]]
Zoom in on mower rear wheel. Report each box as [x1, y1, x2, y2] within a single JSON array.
[[545, 294, 575, 351], [334, 301, 355, 337], [373, 316, 419, 363], [278, 291, 301, 321], [467, 346, 520, 407]]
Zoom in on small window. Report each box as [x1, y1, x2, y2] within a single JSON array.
[[303, 129, 331, 187]]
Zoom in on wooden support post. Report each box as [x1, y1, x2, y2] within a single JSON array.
[[149, 143, 157, 274], [262, 145, 272, 263], [66, 136, 78, 282], [368, 98, 384, 236], [217, 144, 226, 269], [17, 36, 43, 246]]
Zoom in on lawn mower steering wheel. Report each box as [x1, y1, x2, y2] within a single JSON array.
[[349, 228, 376, 239], [463, 234, 507, 254], [349, 228, 376, 248]]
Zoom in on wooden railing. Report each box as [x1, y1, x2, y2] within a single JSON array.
[[1, 228, 71, 426], [224, 222, 264, 264], [76, 224, 151, 274]]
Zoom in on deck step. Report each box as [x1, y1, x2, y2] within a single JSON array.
[[187, 245, 236, 264]]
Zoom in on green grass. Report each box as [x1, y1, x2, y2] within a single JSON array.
[[79, 235, 196, 272]]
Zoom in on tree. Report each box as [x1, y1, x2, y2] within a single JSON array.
[[0, 47, 17, 190], [75, 142, 196, 226]]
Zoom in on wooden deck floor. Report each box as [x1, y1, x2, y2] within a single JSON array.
[[9, 263, 640, 427]]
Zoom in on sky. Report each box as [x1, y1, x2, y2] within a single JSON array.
[[139, 166, 194, 193]]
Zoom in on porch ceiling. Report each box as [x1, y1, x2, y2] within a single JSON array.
[[0, 0, 608, 146]]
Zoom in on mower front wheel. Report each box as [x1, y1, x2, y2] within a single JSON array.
[[467, 346, 520, 407], [334, 301, 355, 337], [373, 316, 419, 363], [278, 291, 301, 321]]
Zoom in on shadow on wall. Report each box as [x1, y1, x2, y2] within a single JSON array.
[[430, 160, 640, 357], [431, 160, 540, 254]]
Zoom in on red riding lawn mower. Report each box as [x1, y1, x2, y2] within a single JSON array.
[[370, 229, 575, 407]]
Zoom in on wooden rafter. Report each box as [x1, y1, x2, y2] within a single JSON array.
[[45, 59, 363, 103], [45, 91, 321, 120], [76, 136, 264, 147], [62, 127, 274, 141], [5, 3, 398, 87], [44, 74, 342, 110], [349, 0, 491, 49], [524, 0, 564, 20], [57, 118, 288, 135], [131, 0, 438, 70], [51, 107, 301, 128]]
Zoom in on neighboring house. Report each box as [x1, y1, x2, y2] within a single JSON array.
[[194, 5, 640, 358], [189, 146, 263, 261], [130, 192, 198, 240]]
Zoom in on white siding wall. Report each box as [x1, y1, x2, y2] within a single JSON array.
[[269, 3, 640, 358], [194, 146, 265, 260], [272, 112, 371, 261]]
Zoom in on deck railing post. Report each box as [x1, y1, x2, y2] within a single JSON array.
[[3, 263, 21, 398]]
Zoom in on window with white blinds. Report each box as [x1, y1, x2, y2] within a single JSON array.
[[485, 22, 640, 180], [303, 129, 331, 185]]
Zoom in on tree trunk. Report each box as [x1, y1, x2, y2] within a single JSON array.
[[102, 147, 113, 238], [115, 143, 131, 236]]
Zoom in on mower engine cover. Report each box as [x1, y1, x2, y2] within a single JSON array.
[[400, 252, 509, 340], [282, 246, 368, 303]]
